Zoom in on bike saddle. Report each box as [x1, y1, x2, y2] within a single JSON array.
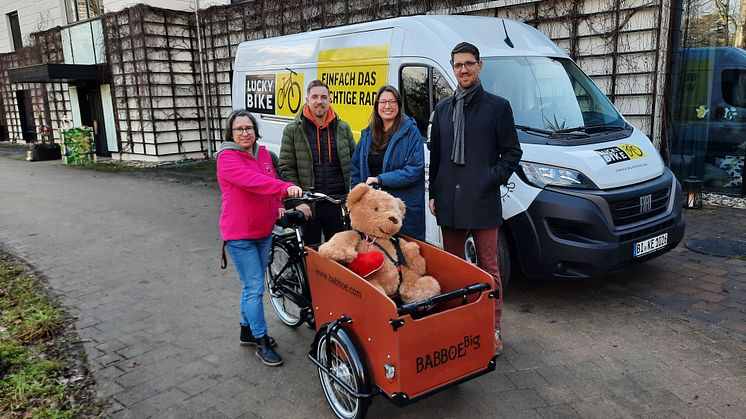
[[276, 210, 306, 228]]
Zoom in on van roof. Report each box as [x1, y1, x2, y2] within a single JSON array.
[[234, 15, 568, 71], [675, 47, 746, 67]]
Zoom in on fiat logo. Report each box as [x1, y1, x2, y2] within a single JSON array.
[[639, 194, 652, 213]]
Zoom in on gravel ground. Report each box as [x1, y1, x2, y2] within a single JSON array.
[[702, 192, 746, 209]]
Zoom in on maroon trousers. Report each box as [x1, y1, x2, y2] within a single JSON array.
[[441, 227, 502, 331]]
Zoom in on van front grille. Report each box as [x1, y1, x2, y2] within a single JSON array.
[[619, 219, 675, 243], [609, 188, 670, 226]]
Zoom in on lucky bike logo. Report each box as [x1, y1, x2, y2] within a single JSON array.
[[245, 69, 304, 117], [415, 334, 480, 373], [595, 144, 646, 165], [245, 75, 275, 114]]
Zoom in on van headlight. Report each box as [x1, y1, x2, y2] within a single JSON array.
[[519, 161, 598, 189]]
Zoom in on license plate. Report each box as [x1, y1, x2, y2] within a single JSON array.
[[634, 233, 668, 258]]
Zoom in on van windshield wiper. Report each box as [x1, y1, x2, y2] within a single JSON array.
[[583, 125, 627, 133], [545, 124, 628, 135], [516, 125, 587, 137], [515, 125, 554, 136], [555, 125, 628, 134], [552, 126, 589, 135]]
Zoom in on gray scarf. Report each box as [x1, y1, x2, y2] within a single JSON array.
[[451, 79, 482, 166]]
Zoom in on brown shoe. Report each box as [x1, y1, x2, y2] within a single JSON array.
[[494, 330, 503, 356]]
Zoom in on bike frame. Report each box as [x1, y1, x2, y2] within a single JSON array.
[[269, 228, 313, 320], [267, 191, 347, 328]]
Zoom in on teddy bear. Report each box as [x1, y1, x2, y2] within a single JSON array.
[[318, 183, 441, 305]]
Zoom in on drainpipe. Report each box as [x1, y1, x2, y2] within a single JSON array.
[[195, 0, 213, 158]]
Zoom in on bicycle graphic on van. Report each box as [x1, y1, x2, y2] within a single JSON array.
[[277, 68, 302, 114]]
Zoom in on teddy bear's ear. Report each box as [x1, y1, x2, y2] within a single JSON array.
[[398, 197, 406, 215], [347, 183, 370, 207]]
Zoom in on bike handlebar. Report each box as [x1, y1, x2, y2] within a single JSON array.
[[396, 282, 492, 316], [284, 191, 344, 206]]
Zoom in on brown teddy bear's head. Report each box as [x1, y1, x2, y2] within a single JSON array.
[[346, 183, 406, 239]]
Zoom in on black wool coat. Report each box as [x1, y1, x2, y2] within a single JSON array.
[[428, 84, 523, 229]]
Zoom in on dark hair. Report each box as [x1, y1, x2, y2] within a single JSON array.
[[223, 109, 261, 142], [369, 85, 403, 152], [306, 79, 330, 95], [451, 42, 480, 62]]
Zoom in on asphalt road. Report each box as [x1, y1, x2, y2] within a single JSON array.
[[1, 156, 744, 418]]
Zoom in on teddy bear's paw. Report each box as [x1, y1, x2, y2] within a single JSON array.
[[399, 275, 441, 305], [319, 247, 358, 263], [340, 247, 359, 263], [368, 280, 393, 296]]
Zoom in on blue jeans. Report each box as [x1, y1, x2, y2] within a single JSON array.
[[226, 236, 272, 338]]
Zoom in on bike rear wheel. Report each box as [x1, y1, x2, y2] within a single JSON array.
[[265, 240, 307, 328]]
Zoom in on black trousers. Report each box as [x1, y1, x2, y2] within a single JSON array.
[[302, 200, 344, 246]]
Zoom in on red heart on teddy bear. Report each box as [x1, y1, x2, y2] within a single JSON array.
[[347, 251, 385, 278]]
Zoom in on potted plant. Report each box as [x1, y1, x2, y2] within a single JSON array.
[[27, 125, 61, 161], [62, 127, 95, 165]]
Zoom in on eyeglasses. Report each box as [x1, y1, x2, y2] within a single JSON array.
[[452, 61, 479, 71], [378, 99, 398, 107], [232, 127, 255, 135]]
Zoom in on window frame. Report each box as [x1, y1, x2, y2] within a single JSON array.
[[64, 0, 103, 24], [7, 11, 22, 51], [721, 68, 746, 109], [398, 64, 454, 138]]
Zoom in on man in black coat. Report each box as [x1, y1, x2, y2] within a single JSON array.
[[428, 42, 523, 356]]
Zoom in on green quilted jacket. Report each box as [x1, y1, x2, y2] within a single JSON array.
[[279, 110, 356, 192]]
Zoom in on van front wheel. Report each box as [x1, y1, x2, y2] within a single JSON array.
[[464, 231, 511, 290]]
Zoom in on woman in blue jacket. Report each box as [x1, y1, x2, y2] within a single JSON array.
[[351, 85, 426, 240]]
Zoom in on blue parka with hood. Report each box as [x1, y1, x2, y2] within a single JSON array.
[[351, 115, 426, 240]]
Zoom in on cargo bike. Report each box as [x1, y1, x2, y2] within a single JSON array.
[[265, 192, 499, 419]]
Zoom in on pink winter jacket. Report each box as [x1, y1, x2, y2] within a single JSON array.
[[217, 143, 294, 241]]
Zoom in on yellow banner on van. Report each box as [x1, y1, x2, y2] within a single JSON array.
[[318, 45, 389, 139]]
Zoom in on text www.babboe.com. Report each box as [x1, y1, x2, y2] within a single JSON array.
[[317, 269, 362, 298]]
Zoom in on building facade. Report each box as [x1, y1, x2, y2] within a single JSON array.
[[0, 0, 676, 163]]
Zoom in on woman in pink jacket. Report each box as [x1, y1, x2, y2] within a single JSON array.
[[217, 109, 302, 367]]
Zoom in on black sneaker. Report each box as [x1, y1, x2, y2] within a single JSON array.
[[240, 324, 276, 347], [255, 336, 283, 367]]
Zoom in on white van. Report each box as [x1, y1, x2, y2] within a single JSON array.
[[231, 15, 685, 284]]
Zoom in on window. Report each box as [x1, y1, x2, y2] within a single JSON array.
[[400, 66, 454, 137], [7, 12, 22, 51], [64, 0, 102, 23], [722, 69, 746, 108], [480, 57, 624, 133]]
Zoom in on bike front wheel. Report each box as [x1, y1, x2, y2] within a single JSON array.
[[265, 240, 307, 328], [288, 82, 302, 113], [316, 328, 371, 419]]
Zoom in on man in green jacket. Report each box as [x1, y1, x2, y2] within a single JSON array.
[[279, 79, 356, 245]]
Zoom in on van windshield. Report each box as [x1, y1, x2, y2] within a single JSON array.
[[481, 57, 625, 138]]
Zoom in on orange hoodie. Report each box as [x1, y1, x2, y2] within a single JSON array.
[[303, 105, 337, 164]]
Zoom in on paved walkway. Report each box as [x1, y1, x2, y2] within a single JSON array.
[[1, 157, 744, 418], [604, 207, 746, 337]]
